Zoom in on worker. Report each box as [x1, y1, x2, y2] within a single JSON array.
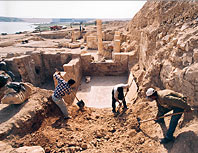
[[52, 70, 75, 120], [0, 60, 15, 81], [112, 83, 129, 114], [146, 88, 192, 144], [0, 74, 9, 101], [0, 75, 32, 105]]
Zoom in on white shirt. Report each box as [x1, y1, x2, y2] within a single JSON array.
[[113, 84, 129, 100]]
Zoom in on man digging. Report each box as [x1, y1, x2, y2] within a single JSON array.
[[146, 88, 192, 144], [112, 83, 129, 115], [52, 70, 76, 120]]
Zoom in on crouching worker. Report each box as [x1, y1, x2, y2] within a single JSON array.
[[0, 74, 9, 101], [1, 81, 32, 104], [146, 88, 192, 144], [112, 83, 129, 114], [0, 60, 15, 81], [52, 71, 75, 120]]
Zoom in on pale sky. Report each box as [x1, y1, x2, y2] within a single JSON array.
[[0, 1, 146, 19]]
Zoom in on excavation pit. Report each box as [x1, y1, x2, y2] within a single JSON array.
[[75, 76, 128, 108], [3, 51, 137, 108], [0, 51, 138, 139]]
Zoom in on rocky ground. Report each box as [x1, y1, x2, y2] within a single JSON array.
[[1, 85, 198, 153]]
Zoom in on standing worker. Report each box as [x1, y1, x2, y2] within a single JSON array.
[[146, 88, 192, 144], [52, 70, 75, 120], [112, 83, 129, 114]]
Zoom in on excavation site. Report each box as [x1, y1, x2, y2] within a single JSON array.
[[1, 1, 198, 153]]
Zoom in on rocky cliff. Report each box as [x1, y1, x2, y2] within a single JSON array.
[[128, 1, 198, 106]]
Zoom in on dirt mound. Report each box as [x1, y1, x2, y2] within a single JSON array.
[[0, 86, 54, 140], [2, 93, 197, 153]]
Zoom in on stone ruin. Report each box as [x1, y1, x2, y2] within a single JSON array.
[[1, 19, 138, 108], [3, 49, 138, 107]]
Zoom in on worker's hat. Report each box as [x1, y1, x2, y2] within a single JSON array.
[[146, 88, 155, 97]]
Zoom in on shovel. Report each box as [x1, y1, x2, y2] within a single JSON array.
[[71, 92, 85, 110], [136, 109, 197, 129], [137, 111, 184, 124]]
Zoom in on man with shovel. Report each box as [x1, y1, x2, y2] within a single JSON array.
[[146, 88, 192, 144], [52, 70, 76, 120], [112, 83, 129, 114]]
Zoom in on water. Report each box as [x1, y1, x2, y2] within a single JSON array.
[[0, 22, 36, 34]]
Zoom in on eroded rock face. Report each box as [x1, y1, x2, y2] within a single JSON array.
[[128, 1, 198, 106]]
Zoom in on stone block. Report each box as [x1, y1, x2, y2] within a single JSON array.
[[113, 40, 120, 53], [63, 58, 81, 86], [114, 35, 120, 40], [115, 31, 120, 35], [81, 53, 92, 63], [120, 53, 129, 67], [128, 51, 138, 68], [113, 53, 121, 62], [87, 36, 97, 49], [69, 43, 81, 49]]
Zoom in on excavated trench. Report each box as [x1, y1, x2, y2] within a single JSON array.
[[1, 51, 138, 146]]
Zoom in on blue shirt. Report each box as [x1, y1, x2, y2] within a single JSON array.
[[53, 74, 71, 98]]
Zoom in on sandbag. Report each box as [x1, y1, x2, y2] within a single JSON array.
[[1, 82, 32, 104], [7, 82, 25, 93]]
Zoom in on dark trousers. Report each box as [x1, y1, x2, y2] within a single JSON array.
[[112, 90, 127, 112], [157, 105, 184, 139]]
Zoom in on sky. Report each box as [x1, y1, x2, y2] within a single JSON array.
[[0, 1, 146, 19]]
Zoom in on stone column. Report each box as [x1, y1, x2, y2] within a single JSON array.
[[97, 19, 103, 55], [113, 31, 121, 53], [71, 30, 77, 42], [113, 40, 121, 53], [114, 31, 121, 40]]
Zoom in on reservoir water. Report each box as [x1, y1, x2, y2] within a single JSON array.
[[0, 22, 36, 34]]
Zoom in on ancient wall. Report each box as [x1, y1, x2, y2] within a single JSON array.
[[4, 52, 79, 87], [38, 29, 79, 39], [63, 58, 82, 88], [53, 58, 82, 105], [81, 53, 131, 76], [39, 32, 68, 39]]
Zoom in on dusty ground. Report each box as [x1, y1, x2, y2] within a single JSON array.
[[2, 94, 197, 153], [1, 85, 197, 153]]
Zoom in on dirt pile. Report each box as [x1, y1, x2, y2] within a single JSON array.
[[3, 93, 197, 153]]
